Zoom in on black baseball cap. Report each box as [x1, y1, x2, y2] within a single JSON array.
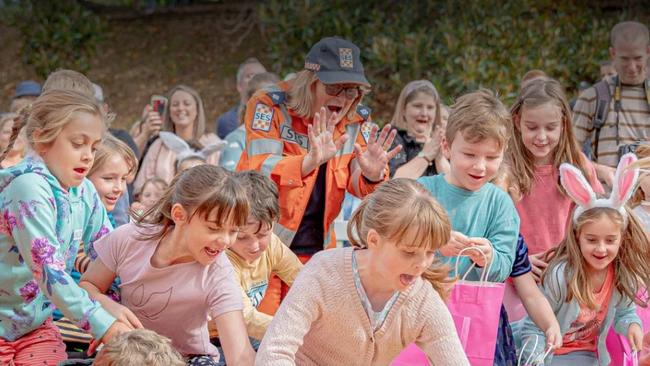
[[304, 37, 370, 87]]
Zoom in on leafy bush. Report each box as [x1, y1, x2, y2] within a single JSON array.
[[2, 1, 106, 78], [258, 0, 625, 122]]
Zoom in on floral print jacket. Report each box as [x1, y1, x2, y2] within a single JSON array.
[[0, 154, 115, 341]]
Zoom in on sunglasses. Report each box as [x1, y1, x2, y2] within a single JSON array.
[[324, 84, 367, 100]]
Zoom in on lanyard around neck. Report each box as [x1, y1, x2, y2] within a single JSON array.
[[613, 75, 650, 111], [613, 76, 650, 145]]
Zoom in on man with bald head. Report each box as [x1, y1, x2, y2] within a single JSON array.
[[573, 21, 650, 186]]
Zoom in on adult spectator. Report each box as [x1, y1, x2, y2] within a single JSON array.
[[220, 72, 280, 171], [573, 21, 650, 186], [10, 80, 41, 113], [599, 60, 617, 80], [134, 84, 222, 193], [240, 36, 399, 262], [215, 58, 266, 138]]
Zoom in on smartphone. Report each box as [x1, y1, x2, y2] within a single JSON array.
[[150, 95, 167, 115]]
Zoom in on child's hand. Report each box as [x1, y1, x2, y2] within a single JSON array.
[[529, 253, 549, 282], [544, 323, 562, 350], [101, 298, 143, 330], [467, 237, 493, 267], [628, 322, 644, 351], [439, 231, 470, 257], [89, 320, 132, 356]]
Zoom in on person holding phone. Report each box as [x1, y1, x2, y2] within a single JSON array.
[[388, 80, 449, 179], [134, 85, 222, 193], [130, 95, 166, 155]]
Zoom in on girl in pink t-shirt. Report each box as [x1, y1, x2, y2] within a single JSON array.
[[80, 165, 254, 366], [506, 78, 603, 281]]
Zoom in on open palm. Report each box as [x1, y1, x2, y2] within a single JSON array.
[[308, 107, 348, 166], [354, 124, 401, 182]]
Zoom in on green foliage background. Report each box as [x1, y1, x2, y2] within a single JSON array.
[[259, 0, 626, 121], [2, 0, 106, 79]]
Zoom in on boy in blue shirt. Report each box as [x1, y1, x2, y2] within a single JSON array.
[[418, 88, 519, 282]]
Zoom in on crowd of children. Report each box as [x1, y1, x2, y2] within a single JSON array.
[[1, 19, 650, 366]]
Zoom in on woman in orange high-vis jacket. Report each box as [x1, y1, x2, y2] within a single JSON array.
[[239, 37, 401, 259]]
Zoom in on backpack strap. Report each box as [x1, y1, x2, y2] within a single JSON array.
[[592, 79, 612, 160]]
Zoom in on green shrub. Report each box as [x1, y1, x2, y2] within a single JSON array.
[[3, 1, 106, 79], [258, 0, 625, 122]]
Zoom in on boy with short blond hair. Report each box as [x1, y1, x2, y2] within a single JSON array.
[[419, 88, 519, 282], [216, 170, 303, 343], [419, 88, 520, 364], [93, 329, 185, 366]]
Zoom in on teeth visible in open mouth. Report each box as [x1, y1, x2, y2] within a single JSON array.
[[400, 274, 415, 286], [205, 247, 219, 256]]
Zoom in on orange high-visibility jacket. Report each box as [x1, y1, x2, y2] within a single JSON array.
[[239, 81, 387, 249]]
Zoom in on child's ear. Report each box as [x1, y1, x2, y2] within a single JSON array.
[[366, 228, 380, 249], [170, 203, 188, 224], [32, 128, 48, 154], [441, 136, 451, 160]]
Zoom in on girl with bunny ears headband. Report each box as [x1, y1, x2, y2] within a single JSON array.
[[158, 131, 226, 173], [519, 153, 650, 365]]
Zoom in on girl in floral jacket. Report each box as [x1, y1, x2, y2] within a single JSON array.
[[0, 89, 135, 365]]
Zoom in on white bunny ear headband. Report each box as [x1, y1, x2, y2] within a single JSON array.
[[159, 131, 227, 165], [559, 153, 639, 225]]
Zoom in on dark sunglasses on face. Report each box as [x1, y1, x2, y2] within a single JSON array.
[[324, 84, 366, 99]]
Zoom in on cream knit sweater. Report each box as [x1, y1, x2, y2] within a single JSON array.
[[255, 247, 469, 365]]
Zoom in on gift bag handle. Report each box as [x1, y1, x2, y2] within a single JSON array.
[[624, 350, 639, 366], [518, 335, 554, 366], [454, 246, 494, 284]]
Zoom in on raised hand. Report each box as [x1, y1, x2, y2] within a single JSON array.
[[354, 124, 401, 182], [306, 107, 349, 169]]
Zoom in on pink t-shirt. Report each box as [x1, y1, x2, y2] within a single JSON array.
[[516, 162, 604, 255], [94, 223, 242, 357]]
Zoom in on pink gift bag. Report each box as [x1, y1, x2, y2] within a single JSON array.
[[446, 247, 505, 366], [390, 344, 430, 366], [606, 288, 650, 365], [390, 311, 471, 365]]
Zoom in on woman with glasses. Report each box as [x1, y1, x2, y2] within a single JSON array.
[[239, 36, 400, 264]]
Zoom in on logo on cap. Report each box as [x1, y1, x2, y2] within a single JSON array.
[[339, 48, 353, 69], [304, 62, 321, 71]]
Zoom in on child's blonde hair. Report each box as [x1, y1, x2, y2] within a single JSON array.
[[544, 207, 650, 310], [445, 88, 510, 149], [508, 78, 595, 196], [347, 178, 453, 299], [163, 85, 208, 140], [88, 134, 138, 177], [0, 113, 18, 149], [42, 69, 94, 97], [630, 144, 650, 207], [93, 329, 185, 366], [137, 165, 248, 241], [390, 80, 441, 131], [0, 89, 107, 164]]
